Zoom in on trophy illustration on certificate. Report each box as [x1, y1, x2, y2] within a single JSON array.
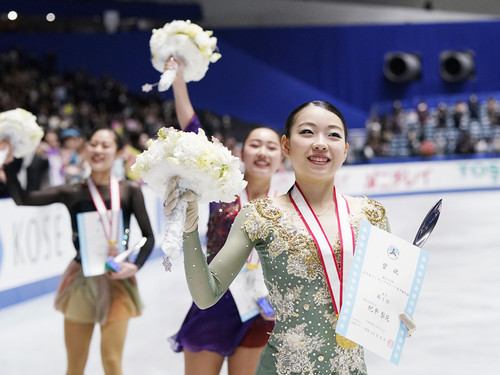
[[336, 199, 442, 365]]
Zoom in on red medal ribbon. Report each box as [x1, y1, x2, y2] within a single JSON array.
[[87, 176, 121, 246], [289, 183, 354, 314]]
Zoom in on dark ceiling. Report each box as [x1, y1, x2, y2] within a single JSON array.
[[1, 0, 498, 33], [0, 0, 202, 33]]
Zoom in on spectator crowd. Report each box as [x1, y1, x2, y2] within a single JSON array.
[[0, 47, 251, 196], [361, 95, 500, 162], [1, 46, 499, 196]]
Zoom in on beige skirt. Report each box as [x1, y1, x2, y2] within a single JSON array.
[[54, 260, 142, 324]]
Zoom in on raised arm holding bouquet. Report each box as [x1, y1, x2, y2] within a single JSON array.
[[142, 19, 221, 93], [161, 57, 285, 375], [0, 108, 44, 167], [0, 140, 13, 166]]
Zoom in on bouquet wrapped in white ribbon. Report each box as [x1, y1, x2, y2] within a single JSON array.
[[131, 127, 247, 270], [142, 19, 222, 92], [0, 108, 44, 166]]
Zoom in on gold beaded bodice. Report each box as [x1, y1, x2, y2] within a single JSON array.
[[242, 196, 388, 375]]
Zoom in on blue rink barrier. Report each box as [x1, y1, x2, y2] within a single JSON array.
[[0, 247, 164, 309], [0, 186, 170, 310], [0, 275, 60, 309]]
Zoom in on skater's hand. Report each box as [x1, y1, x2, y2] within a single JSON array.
[[400, 313, 416, 337], [163, 176, 178, 217], [163, 176, 198, 232], [0, 140, 14, 166], [260, 311, 276, 321], [163, 56, 186, 82], [107, 262, 138, 280]]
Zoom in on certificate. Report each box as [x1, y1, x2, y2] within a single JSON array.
[[77, 210, 124, 277], [336, 220, 429, 365]]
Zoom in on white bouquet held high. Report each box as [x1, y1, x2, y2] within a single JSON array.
[[131, 127, 247, 270], [142, 20, 222, 92], [0, 108, 44, 166]]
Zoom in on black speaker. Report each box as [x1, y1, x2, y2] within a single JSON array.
[[384, 52, 421, 83], [439, 50, 475, 83]]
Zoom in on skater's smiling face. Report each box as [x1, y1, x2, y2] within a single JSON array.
[[281, 102, 349, 184], [86, 129, 122, 174], [241, 127, 282, 180]]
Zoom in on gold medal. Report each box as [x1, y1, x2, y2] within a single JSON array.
[[246, 263, 259, 270], [335, 314, 357, 349], [335, 333, 358, 349]]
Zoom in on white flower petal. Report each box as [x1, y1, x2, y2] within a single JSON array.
[[147, 20, 221, 88], [0, 108, 44, 158], [130, 127, 247, 203]]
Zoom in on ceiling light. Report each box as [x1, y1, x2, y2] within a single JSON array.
[[7, 11, 18, 21]]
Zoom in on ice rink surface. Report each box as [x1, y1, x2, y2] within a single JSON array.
[[1, 190, 499, 374]]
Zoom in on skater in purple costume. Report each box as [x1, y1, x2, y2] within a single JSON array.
[[165, 57, 283, 375]]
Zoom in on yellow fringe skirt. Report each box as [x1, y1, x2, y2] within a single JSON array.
[[54, 260, 142, 324]]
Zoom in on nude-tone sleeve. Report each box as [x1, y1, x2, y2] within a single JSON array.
[[182, 205, 254, 309]]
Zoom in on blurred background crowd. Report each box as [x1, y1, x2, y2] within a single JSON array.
[[2, 45, 499, 197], [0, 47, 255, 195], [360, 94, 500, 162]]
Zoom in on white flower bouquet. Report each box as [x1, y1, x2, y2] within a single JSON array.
[[0, 108, 44, 166], [131, 127, 247, 270], [142, 19, 222, 92]]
